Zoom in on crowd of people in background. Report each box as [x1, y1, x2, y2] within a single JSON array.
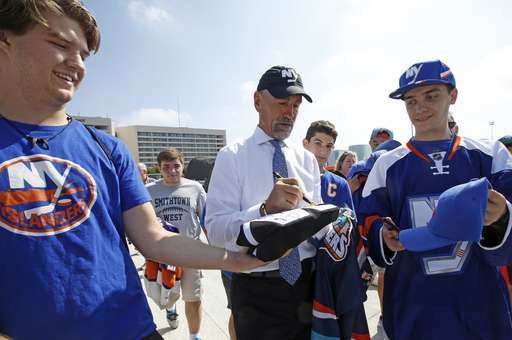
[[2, 1, 512, 340]]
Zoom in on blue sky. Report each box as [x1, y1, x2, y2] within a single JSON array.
[[67, 0, 512, 150]]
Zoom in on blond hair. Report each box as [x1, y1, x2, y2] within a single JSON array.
[[334, 151, 358, 172]]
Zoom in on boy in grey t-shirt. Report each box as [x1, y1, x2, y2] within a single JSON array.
[[146, 148, 207, 340]]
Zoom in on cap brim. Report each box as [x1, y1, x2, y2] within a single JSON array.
[[267, 86, 313, 103], [389, 80, 451, 100], [399, 226, 456, 252]]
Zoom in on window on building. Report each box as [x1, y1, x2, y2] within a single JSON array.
[[168, 133, 181, 137], [183, 133, 194, 137], [152, 132, 167, 136], [138, 143, 152, 146], [137, 132, 151, 136], [138, 138, 151, 141]]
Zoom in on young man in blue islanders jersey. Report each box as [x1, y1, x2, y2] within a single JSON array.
[[358, 59, 512, 340], [302, 120, 354, 210], [0, 1, 264, 339]]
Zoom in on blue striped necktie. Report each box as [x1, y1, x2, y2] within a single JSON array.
[[269, 140, 302, 285]]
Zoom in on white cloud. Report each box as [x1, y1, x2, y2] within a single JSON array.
[[118, 108, 192, 128], [127, 1, 176, 33]]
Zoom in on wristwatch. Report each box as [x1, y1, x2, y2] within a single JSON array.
[[260, 201, 268, 217]]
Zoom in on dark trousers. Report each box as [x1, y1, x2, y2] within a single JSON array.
[[231, 259, 315, 340], [140, 329, 164, 340]]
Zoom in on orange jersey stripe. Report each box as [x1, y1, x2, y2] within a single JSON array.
[[447, 135, 461, 160], [313, 300, 336, 315], [363, 215, 382, 239], [351, 331, 371, 340], [500, 266, 511, 285], [144, 261, 159, 281], [406, 141, 430, 162]]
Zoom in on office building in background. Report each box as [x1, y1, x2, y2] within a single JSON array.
[[116, 125, 226, 167]]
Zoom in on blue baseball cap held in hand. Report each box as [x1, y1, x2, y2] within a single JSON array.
[[389, 60, 456, 100], [400, 178, 491, 252]]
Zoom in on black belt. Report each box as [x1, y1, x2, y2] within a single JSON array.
[[238, 258, 313, 279], [239, 270, 282, 278]]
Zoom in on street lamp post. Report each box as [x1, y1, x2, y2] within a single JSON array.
[[490, 121, 494, 140]]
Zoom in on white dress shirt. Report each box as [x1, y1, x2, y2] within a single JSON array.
[[205, 125, 323, 272]]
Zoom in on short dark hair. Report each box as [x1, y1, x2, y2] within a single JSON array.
[[0, 0, 100, 53], [446, 84, 455, 95], [305, 120, 338, 143], [157, 148, 184, 167]]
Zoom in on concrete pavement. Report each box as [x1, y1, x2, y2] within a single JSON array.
[[130, 242, 386, 340]]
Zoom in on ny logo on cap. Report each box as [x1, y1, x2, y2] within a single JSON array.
[[406, 64, 424, 85], [282, 69, 298, 83]]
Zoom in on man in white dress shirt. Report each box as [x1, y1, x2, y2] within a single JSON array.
[[205, 66, 322, 339]]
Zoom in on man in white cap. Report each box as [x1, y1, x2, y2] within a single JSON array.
[[347, 126, 394, 187], [359, 59, 512, 339], [369, 127, 394, 152]]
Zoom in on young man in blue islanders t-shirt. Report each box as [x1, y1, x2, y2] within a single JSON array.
[[302, 120, 354, 211], [0, 2, 264, 339]]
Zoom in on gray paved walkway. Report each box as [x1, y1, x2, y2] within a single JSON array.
[[130, 241, 386, 339]]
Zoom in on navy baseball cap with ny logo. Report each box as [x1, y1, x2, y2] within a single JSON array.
[[257, 66, 313, 103], [389, 60, 456, 100]]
